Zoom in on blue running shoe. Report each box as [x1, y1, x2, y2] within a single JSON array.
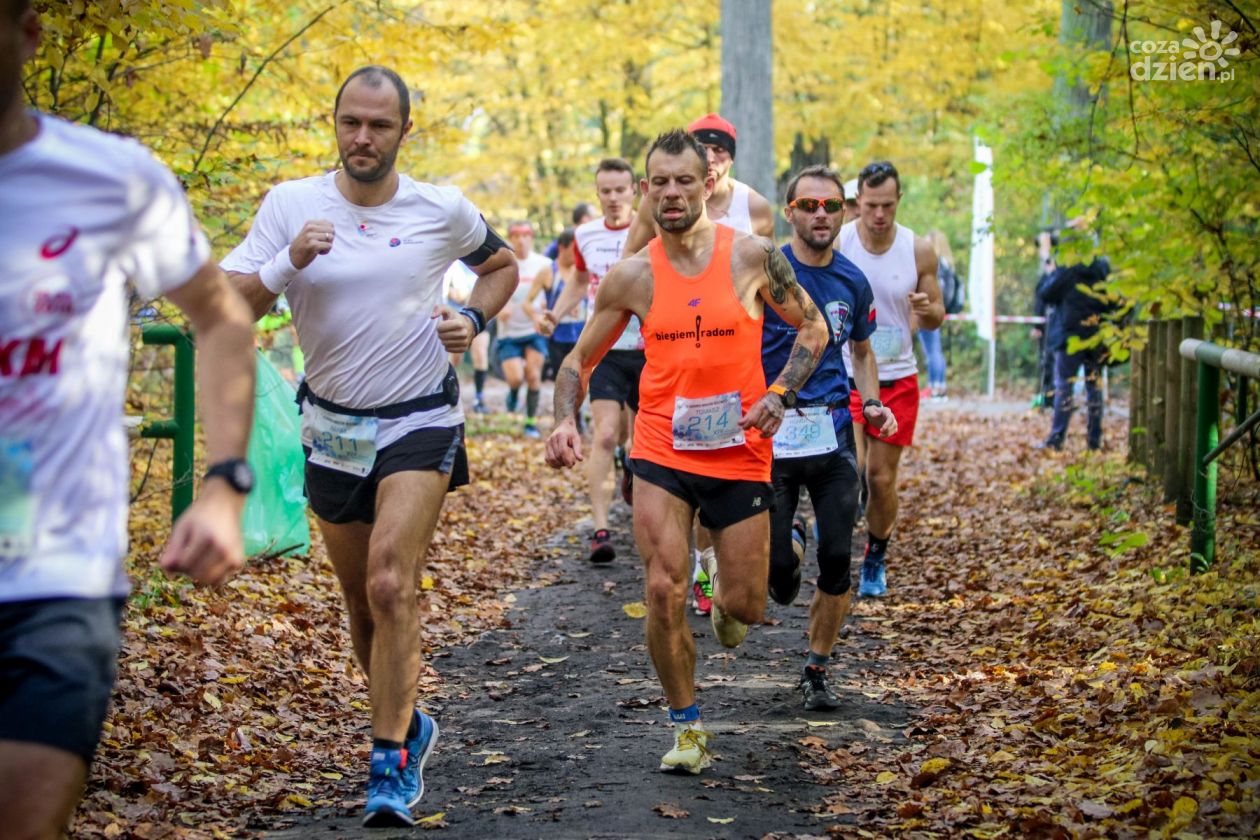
[[401, 710, 440, 808], [363, 747, 414, 828], [858, 548, 887, 598]]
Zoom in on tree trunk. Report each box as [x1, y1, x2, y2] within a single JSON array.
[[720, 0, 774, 205]]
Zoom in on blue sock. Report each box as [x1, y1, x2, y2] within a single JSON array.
[[805, 652, 829, 670], [668, 704, 701, 725]]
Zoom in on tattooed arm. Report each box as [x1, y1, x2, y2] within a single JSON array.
[[545, 257, 647, 468], [739, 239, 829, 436]]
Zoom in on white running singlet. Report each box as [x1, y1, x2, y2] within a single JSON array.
[[222, 172, 488, 449], [0, 114, 211, 601], [713, 180, 754, 235], [500, 251, 551, 339], [573, 217, 639, 351], [838, 221, 920, 381]]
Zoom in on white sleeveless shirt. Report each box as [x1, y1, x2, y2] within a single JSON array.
[[838, 221, 919, 381], [713, 180, 754, 234]]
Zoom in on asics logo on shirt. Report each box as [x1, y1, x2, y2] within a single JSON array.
[[39, 227, 80, 260], [0, 337, 63, 377], [688, 298, 701, 307]]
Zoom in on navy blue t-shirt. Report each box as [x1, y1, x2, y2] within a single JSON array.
[[762, 244, 875, 430]]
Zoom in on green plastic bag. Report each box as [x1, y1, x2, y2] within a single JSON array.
[[243, 352, 310, 557]]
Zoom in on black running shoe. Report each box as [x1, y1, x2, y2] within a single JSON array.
[[800, 665, 840, 711], [588, 529, 615, 564]]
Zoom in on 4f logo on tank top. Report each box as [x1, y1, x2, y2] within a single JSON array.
[[652, 314, 735, 349]]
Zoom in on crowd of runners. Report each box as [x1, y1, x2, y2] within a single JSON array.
[[2, 0, 952, 829]]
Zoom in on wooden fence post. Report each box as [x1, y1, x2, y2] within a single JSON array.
[[1131, 324, 1146, 466], [1163, 319, 1183, 502], [1177, 316, 1203, 524], [1149, 320, 1166, 476]]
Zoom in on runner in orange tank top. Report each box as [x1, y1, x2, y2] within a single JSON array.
[[545, 129, 829, 777]]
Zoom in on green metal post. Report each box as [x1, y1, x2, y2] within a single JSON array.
[[1176, 318, 1202, 524], [139, 325, 196, 522], [1190, 360, 1219, 572]]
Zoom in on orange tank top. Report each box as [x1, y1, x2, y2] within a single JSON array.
[[631, 224, 772, 481]]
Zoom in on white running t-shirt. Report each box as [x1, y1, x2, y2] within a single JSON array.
[[222, 172, 487, 448], [838, 221, 920, 381], [500, 251, 551, 339], [0, 113, 211, 601], [573, 217, 639, 351]]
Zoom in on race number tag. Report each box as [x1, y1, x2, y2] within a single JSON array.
[[0, 437, 35, 565], [870, 325, 904, 363], [303, 403, 378, 477], [672, 391, 746, 451], [773, 406, 839, 459]]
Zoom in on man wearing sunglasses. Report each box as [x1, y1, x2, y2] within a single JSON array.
[[620, 113, 776, 618], [838, 161, 943, 598], [765, 166, 898, 710]]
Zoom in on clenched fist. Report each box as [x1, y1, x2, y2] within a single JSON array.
[[289, 219, 336, 270]]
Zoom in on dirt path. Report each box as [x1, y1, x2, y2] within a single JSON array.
[[267, 498, 909, 839]]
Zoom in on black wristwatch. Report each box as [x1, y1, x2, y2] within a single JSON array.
[[862, 398, 884, 413], [205, 458, 255, 495], [769, 384, 797, 408]]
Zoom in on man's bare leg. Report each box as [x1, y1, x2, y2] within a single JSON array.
[[365, 470, 451, 742], [318, 518, 374, 670], [317, 470, 450, 741], [0, 741, 86, 840], [588, 399, 622, 531], [860, 436, 905, 597], [865, 438, 904, 540], [710, 512, 770, 626], [808, 590, 853, 656], [633, 480, 697, 708]]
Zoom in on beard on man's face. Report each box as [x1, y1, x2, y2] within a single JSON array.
[[340, 145, 397, 183], [794, 219, 839, 252], [654, 201, 702, 233]]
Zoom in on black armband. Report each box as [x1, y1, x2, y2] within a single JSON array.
[[458, 306, 486, 336], [862, 398, 884, 411], [459, 217, 508, 267]]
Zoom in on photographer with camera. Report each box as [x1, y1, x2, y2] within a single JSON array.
[[1033, 216, 1115, 451]]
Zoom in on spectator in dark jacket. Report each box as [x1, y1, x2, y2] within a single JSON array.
[[1035, 222, 1115, 450]]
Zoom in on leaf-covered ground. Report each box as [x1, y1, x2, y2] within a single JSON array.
[[73, 402, 1259, 838], [798, 404, 1260, 839]]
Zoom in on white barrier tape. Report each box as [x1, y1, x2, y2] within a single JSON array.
[[943, 314, 1046, 325]]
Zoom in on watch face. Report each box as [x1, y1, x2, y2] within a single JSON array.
[[231, 461, 254, 492]]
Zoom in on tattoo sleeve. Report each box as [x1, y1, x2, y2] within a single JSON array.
[[553, 366, 586, 423], [778, 343, 819, 391], [764, 243, 797, 305]]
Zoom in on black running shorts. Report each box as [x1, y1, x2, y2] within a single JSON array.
[[627, 457, 773, 529], [589, 350, 645, 412], [304, 424, 469, 524], [0, 596, 125, 764]]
